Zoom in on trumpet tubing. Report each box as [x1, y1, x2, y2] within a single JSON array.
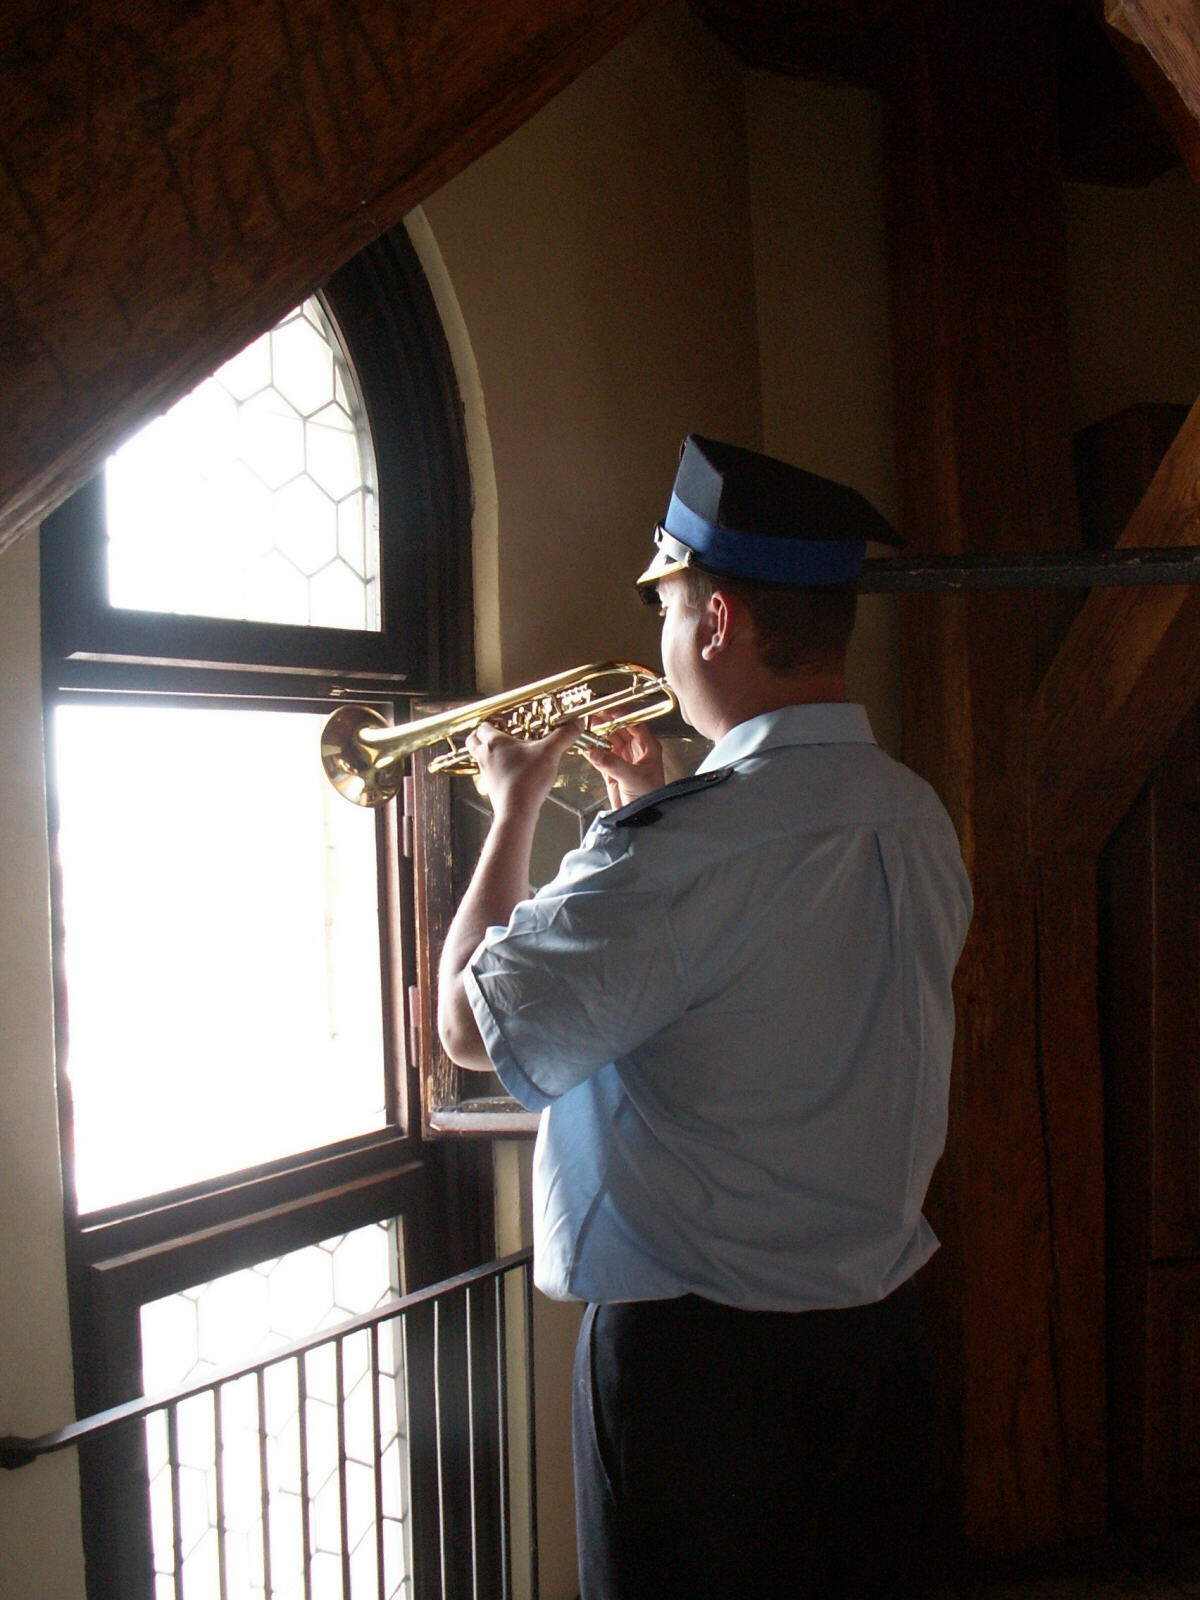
[[321, 661, 676, 807]]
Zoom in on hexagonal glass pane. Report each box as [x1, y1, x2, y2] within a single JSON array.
[[105, 296, 381, 631], [310, 558, 377, 632], [141, 1220, 404, 1386], [218, 333, 273, 404], [242, 546, 312, 627], [140, 1296, 200, 1394], [332, 1221, 394, 1316], [337, 489, 371, 576], [239, 388, 306, 491], [268, 1247, 337, 1346], [141, 1218, 410, 1598], [272, 474, 338, 576], [306, 404, 362, 500], [271, 309, 335, 417]]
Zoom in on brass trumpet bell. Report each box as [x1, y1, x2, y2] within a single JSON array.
[[321, 661, 676, 807]]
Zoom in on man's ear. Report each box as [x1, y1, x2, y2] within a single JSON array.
[[698, 590, 726, 660], [701, 588, 746, 660]]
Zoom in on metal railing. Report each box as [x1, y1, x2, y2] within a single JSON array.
[[2, 1249, 537, 1600]]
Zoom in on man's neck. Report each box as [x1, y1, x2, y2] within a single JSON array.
[[705, 668, 848, 744]]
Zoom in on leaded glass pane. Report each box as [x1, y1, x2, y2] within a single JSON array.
[[456, 735, 711, 892], [105, 299, 380, 631], [142, 1220, 411, 1600]]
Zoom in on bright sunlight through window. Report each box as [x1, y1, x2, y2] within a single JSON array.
[[54, 703, 389, 1213], [105, 299, 380, 631]]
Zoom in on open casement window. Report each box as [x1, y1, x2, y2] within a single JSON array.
[[41, 226, 499, 1600], [411, 712, 710, 1134]]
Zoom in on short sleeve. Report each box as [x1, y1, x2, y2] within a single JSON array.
[[464, 841, 689, 1108]]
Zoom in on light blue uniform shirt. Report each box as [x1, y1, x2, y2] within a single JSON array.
[[465, 703, 972, 1309]]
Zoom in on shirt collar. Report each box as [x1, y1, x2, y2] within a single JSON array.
[[697, 702, 876, 772]]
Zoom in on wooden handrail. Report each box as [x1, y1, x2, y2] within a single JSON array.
[[1, 1247, 532, 1470]]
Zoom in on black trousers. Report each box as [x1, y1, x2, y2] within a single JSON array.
[[572, 1280, 937, 1600]]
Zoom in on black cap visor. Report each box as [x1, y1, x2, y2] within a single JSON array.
[[635, 527, 696, 606]]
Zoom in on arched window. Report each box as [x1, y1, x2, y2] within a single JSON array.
[[40, 225, 490, 1599], [104, 296, 383, 632]]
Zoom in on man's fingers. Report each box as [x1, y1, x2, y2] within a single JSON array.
[[468, 719, 578, 754]]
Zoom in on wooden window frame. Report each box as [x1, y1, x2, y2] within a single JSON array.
[[411, 740, 542, 1137], [41, 233, 474, 694], [39, 223, 498, 1600]]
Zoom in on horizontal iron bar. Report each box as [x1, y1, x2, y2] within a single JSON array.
[[0, 1248, 533, 1469], [859, 546, 1200, 591]]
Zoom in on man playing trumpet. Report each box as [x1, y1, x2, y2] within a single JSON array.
[[438, 435, 972, 1600]]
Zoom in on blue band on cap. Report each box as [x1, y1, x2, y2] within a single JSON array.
[[664, 494, 864, 584]]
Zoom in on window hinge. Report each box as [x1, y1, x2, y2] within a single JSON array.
[[401, 775, 415, 859], [407, 984, 422, 1064]]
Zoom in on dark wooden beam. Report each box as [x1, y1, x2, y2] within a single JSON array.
[[882, 0, 1107, 1557], [1106, 0, 1200, 128], [1105, 9, 1200, 183], [1057, 2, 1183, 185], [0, 0, 664, 554], [1030, 394, 1200, 855], [860, 545, 1200, 589]]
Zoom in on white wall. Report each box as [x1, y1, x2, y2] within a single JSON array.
[[0, 531, 87, 1599], [421, 4, 761, 696]]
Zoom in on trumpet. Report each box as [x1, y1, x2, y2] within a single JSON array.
[[321, 661, 676, 807]]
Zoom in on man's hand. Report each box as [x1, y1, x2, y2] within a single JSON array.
[[584, 723, 666, 810], [467, 718, 580, 818]]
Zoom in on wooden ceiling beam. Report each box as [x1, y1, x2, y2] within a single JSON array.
[[1106, 0, 1200, 129], [1105, 5, 1200, 183], [0, 0, 664, 557], [1030, 392, 1200, 855]]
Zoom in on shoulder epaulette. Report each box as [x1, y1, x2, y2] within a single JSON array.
[[601, 767, 733, 829]]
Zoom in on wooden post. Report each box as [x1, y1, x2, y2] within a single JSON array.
[[881, 0, 1107, 1555], [1031, 395, 1200, 857]]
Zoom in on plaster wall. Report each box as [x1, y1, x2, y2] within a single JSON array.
[[1067, 166, 1200, 434], [0, 533, 87, 1599], [421, 4, 761, 695], [744, 71, 900, 753]]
